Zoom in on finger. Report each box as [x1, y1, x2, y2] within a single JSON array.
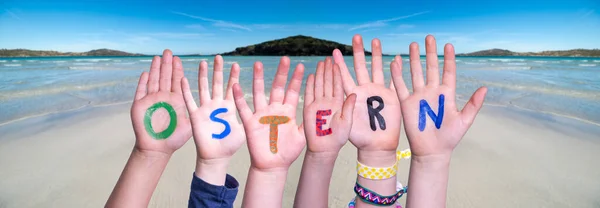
[[198, 61, 210, 105], [340, 93, 357, 124], [147, 56, 161, 93], [181, 77, 198, 112], [390, 55, 410, 101], [134, 72, 149, 101], [270, 56, 291, 104], [324, 57, 334, 97], [225, 63, 240, 100], [212, 55, 224, 100], [425, 35, 440, 86], [332, 49, 356, 93], [460, 87, 488, 127], [442, 43, 457, 90], [352, 35, 371, 85], [409, 42, 425, 92], [371, 38, 385, 84], [253, 62, 268, 111], [304, 74, 315, 109], [333, 64, 344, 101], [171, 56, 184, 94], [159, 49, 173, 92], [314, 61, 324, 99], [284, 63, 305, 107], [233, 83, 253, 122]]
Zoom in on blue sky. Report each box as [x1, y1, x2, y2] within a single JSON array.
[[1, 0, 598, 55]]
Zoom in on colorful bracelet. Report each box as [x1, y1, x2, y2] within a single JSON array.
[[348, 181, 406, 208], [356, 160, 397, 180], [397, 149, 411, 160], [356, 149, 411, 180], [354, 181, 408, 206]]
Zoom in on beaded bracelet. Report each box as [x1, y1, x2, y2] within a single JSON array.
[[354, 181, 408, 206]]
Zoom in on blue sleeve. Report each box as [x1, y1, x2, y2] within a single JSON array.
[[188, 173, 239, 208]]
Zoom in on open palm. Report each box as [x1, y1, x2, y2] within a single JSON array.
[[233, 57, 306, 170], [390, 35, 487, 157], [332, 35, 402, 151], [303, 57, 356, 153], [181, 55, 245, 160], [130, 50, 192, 154]]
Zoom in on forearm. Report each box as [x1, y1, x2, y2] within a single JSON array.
[[106, 148, 170, 208], [405, 155, 451, 208], [356, 150, 397, 208], [293, 151, 338, 207], [242, 167, 288, 208], [195, 157, 230, 186]]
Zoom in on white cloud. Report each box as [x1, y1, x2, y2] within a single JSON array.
[[172, 11, 251, 31], [4, 9, 21, 20], [349, 11, 430, 31], [397, 24, 415, 29], [185, 24, 205, 30], [146, 32, 212, 39], [581, 9, 594, 18]]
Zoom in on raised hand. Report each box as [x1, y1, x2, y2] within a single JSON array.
[[391, 35, 487, 208], [233, 57, 306, 170], [303, 57, 356, 154], [333, 35, 401, 207], [293, 57, 356, 208], [390, 35, 487, 157], [130, 49, 192, 154], [181, 55, 246, 185], [234, 57, 306, 208], [107, 49, 192, 207], [332, 35, 402, 156]]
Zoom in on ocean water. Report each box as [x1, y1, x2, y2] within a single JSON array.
[[1, 56, 599, 126]]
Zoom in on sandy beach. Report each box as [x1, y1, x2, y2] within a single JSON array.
[[1, 102, 599, 208]]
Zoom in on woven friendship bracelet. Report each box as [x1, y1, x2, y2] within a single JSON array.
[[354, 181, 408, 206], [348, 181, 406, 208]]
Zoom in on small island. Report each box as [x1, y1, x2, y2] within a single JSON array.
[[2, 36, 600, 57], [219, 35, 371, 56], [0, 49, 145, 57], [457, 48, 600, 57]]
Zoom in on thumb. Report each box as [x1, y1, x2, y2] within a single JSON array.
[[460, 87, 487, 127], [339, 93, 357, 125]]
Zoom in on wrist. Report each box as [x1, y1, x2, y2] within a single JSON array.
[[411, 154, 451, 168], [357, 150, 396, 167], [305, 150, 339, 165], [132, 148, 172, 161], [195, 157, 231, 186]]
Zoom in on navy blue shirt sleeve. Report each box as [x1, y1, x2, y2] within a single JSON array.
[[188, 173, 239, 208]]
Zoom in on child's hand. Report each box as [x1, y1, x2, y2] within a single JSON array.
[[130, 49, 192, 155], [233, 57, 306, 171], [181, 55, 245, 162], [303, 57, 356, 155], [390, 35, 487, 158], [332, 35, 402, 158]]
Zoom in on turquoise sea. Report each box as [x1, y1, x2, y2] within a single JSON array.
[[0, 56, 599, 126]]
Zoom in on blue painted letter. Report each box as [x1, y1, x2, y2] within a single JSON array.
[[418, 94, 445, 132], [210, 108, 231, 139]]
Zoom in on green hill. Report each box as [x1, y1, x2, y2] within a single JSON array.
[[458, 48, 600, 57], [0, 48, 145, 57], [220, 35, 372, 56]]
